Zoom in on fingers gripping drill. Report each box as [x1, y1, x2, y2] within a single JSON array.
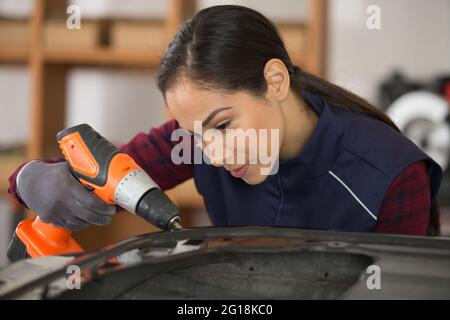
[[7, 124, 182, 262]]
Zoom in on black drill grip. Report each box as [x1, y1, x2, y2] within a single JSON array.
[[56, 124, 121, 186]]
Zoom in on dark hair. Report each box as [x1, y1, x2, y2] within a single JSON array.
[[157, 5, 439, 235]]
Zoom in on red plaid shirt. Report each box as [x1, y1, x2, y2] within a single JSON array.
[[8, 119, 431, 235]]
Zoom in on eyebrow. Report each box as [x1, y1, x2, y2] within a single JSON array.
[[183, 106, 232, 136], [202, 107, 232, 128]]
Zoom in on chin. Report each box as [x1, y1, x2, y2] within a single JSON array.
[[240, 168, 270, 185]]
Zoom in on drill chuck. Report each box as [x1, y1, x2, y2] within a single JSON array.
[[114, 168, 182, 230], [136, 188, 181, 230]]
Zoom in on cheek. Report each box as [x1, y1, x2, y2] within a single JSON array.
[[219, 113, 282, 165], [241, 114, 283, 160], [243, 101, 284, 134]]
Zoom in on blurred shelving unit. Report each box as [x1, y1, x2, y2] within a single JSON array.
[[0, 48, 29, 63], [0, 0, 327, 244]]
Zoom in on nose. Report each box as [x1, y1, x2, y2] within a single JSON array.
[[199, 138, 229, 167], [197, 133, 247, 167]]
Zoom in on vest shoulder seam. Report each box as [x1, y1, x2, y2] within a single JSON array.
[[341, 147, 391, 179]]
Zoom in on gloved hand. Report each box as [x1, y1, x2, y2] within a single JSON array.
[[16, 160, 116, 231]]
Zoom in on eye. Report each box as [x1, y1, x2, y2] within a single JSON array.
[[215, 120, 231, 131]]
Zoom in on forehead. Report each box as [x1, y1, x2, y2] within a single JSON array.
[[165, 78, 227, 125]]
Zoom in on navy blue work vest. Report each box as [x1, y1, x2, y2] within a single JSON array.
[[192, 92, 442, 232]]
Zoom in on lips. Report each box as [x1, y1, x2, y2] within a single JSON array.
[[229, 164, 249, 178]]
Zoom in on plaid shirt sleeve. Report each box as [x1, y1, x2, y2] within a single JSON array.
[[117, 119, 193, 190], [8, 119, 193, 206], [373, 161, 431, 236]]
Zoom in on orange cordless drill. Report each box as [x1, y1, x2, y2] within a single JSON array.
[[7, 124, 182, 262]]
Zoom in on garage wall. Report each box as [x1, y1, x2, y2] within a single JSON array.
[[65, 69, 166, 145], [327, 0, 450, 103], [0, 66, 30, 147]]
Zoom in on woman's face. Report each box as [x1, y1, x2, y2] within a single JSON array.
[[166, 77, 286, 185]]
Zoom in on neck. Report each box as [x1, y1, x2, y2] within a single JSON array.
[[279, 90, 319, 160]]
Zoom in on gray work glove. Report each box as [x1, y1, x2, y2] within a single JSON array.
[[16, 160, 116, 231]]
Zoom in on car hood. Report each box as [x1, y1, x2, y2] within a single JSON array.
[[1, 227, 450, 299]]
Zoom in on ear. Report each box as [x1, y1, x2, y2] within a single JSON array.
[[263, 58, 290, 102]]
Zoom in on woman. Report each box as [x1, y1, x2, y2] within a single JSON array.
[[9, 5, 442, 235]]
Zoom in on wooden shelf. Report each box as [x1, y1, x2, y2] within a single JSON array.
[[43, 48, 162, 67], [0, 48, 29, 64], [2, 49, 142, 66]]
